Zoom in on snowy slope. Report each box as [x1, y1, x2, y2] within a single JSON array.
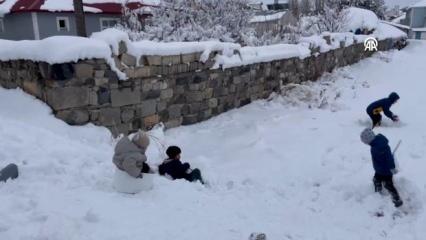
[[1, 41, 426, 239]]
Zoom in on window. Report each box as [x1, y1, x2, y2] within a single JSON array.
[[100, 18, 119, 30], [0, 18, 4, 33], [56, 17, 70, 32]]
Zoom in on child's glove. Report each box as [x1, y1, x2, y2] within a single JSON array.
[[391, 168, 399, 175], [392, 115, 399, 122]]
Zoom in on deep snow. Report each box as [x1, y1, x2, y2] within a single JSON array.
[[1, 41, 426, 240]]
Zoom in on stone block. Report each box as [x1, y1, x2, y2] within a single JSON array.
[[99, 108, 121, 126], [168, 104, 183, 118], [186, 91, 204, 102], [46, 87, 90, 110], [90, 110, 100, 121], [160, 89, 174, 99], [118, 41, 127, 55], [146, 56, 162, 65], [157, 101, 167, 112], [204, 88, 214, 98], [138, 99, 157, 117], [162, 55, 181, 65], [74, 63, 93, 79], [124, 68, 136, 78], [134, 67, 151, 78], [181, 53, 200, 63], [164, 117, 183, 129], [23, 80, 42, 98], [141, 81, 153, 92], [121, 107, 135, 123], [94, 70, 105, 78], [95, 77, 108, 86], [89, 90, 98, 105], [56, 109, 89, 125], [121, 53, 137, 67], [182, 114, 198, 125], [144, 114, 160, 128], [208, 98, 218, 108], [143, 90, 161, 100], [105, 70, 119, 84], [111, 88, 141, 107]]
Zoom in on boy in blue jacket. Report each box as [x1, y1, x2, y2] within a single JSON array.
[[158, 146, 204, 184], [366, 92, 400, 128], [361, 128, 403, 207]]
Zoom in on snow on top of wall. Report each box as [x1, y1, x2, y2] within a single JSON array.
[[0, 36, 126, 79], [344, 7, 379, 32], [411, 0, 426, 8], [0, 23, 406, 77], [215, 43, 311, 69], [250, 11, 286, 23], [132, 41, 240, 63], [0, 0, 18, 16]]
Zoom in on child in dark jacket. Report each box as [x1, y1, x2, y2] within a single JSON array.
[[366, 92, 400, 128], [158, 146, 204, 184], [360, 128, 403, 207]]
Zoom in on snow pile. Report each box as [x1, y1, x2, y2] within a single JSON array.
[[0, 0, 18, 16], [90, 28, 135, 55], [250, 11, 286, 23], [0, 36, 126, 79], [215, 43, 311, 69], [1, 41, 426, 239], [374, 22, 408, 40], [300, 32, 355, 53], [344, 7, 380, 32]]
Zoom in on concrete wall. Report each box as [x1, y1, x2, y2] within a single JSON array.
[[0, 12, 121, 40], [0, 37, 405, 136]]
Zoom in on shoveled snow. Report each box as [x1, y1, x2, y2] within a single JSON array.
[[344, 7, 380, 32], [1, 41, 426, 239]]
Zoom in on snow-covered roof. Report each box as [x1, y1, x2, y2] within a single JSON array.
[[344, 7, 379, 32], [381, 20, 410, 30], [391, 13, 406, 23], [0, 0, 158, 16], [250, 11, 286, 23], [410, 0, 426, 8]]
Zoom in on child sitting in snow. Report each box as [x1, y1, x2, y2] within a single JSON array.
[[360, 128, 403, 207], [158, 146, 204, 184], [113, 130, 152, 178], [366, 92, 400, 128]]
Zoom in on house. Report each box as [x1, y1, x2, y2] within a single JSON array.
[[0, 0, 157, 40], [404, 0, 426, 39], [249, 10, 296, 35]]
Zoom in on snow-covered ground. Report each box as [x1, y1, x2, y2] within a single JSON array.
[[1, 41, 426, 240]]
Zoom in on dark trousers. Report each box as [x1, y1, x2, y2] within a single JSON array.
[[0, 164, 19, 182], [373, 173, 401, 202], [185, 168, 204, 184], [368, 112, 382, 128]]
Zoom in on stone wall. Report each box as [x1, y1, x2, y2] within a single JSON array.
[[0, 38, 402, 136]]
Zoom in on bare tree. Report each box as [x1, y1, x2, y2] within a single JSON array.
[[73, 0, 87, 37]]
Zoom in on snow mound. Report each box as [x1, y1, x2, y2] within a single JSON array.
[[344, 7, 379, 32], [0, 0, 18, 16]]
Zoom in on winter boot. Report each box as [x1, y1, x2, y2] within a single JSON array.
[[188, 168, 205, 185], [393, 197, 403, 208]]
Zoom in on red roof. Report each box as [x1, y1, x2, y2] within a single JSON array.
[[6, 0, 153, 14]]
